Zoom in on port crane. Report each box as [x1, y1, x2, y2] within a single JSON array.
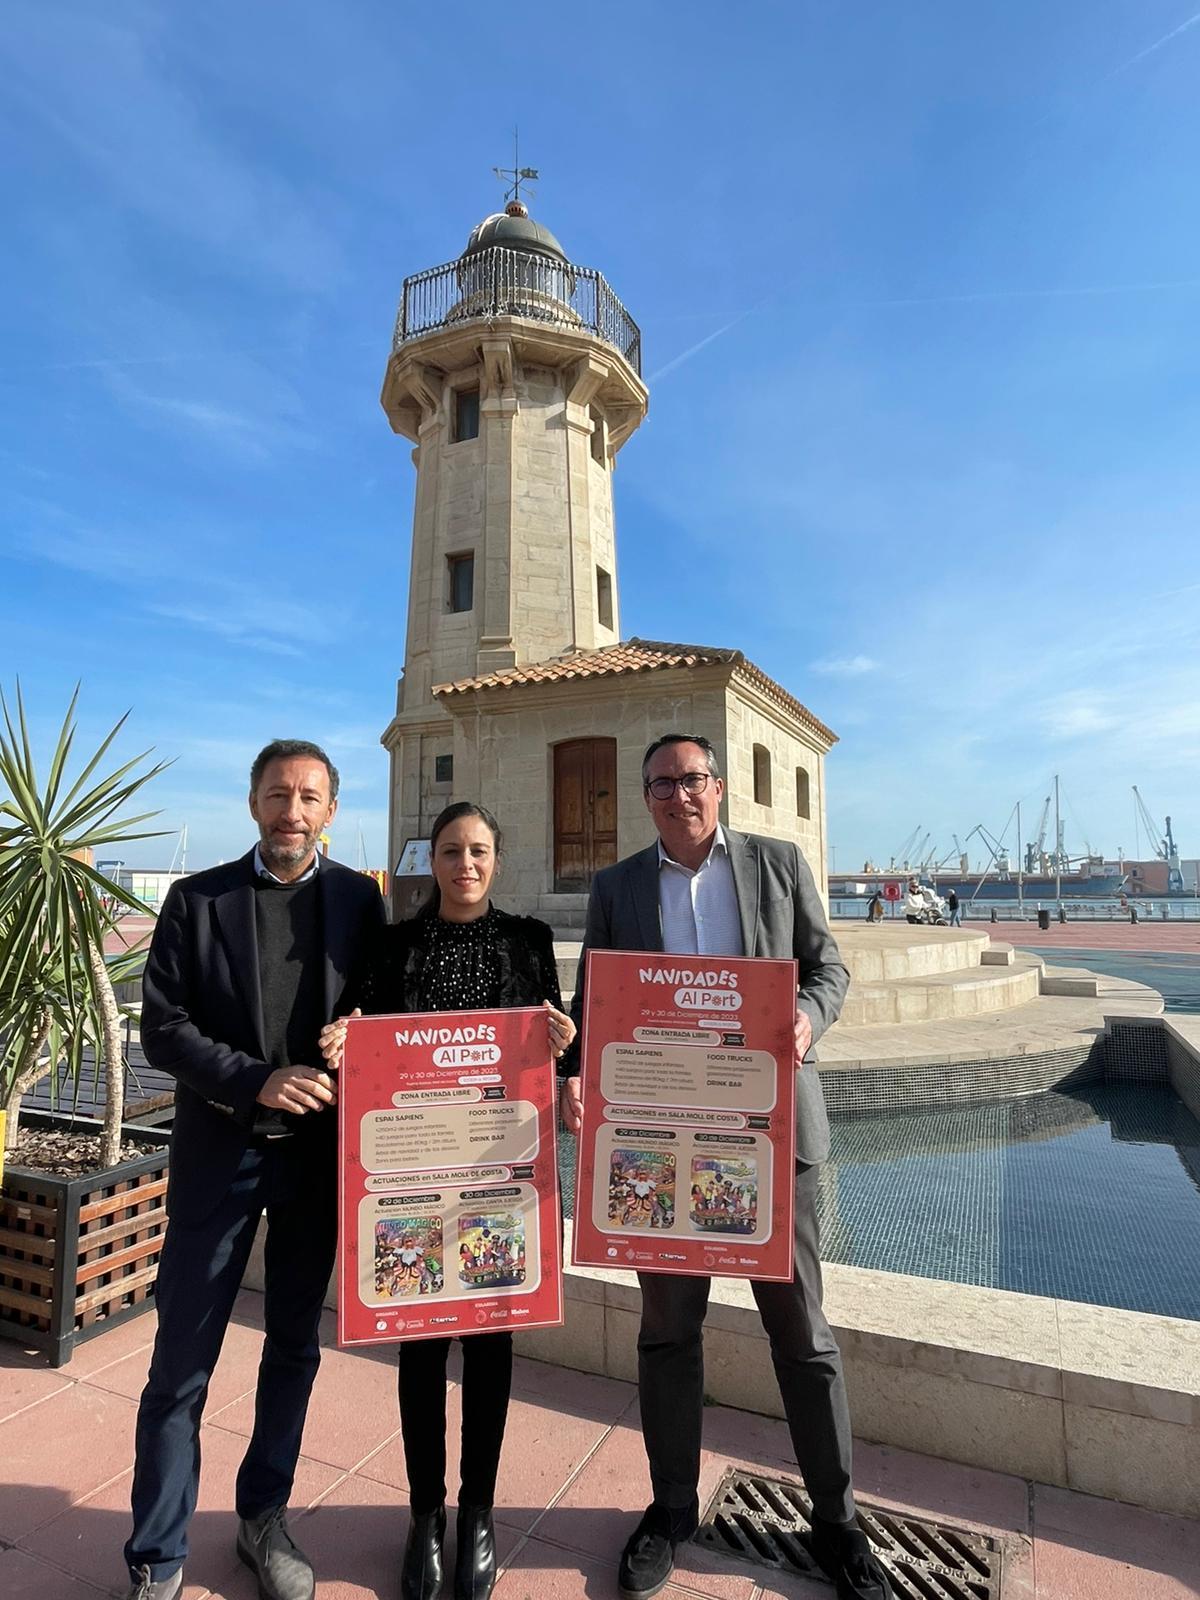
[[1024, 795, 1052, 876], [1132, 787, 1183, 892], [889, 826, 922, 870]]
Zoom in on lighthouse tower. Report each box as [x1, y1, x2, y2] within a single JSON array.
[[380, 191, 836, 918], [380, 196, 648, 860]]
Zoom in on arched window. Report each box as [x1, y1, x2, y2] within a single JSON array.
[[796, 766, 811, 819], [753, 745, 772, 806]]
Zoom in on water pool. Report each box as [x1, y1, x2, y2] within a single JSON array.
[[819, 1082, 1200, 1320]]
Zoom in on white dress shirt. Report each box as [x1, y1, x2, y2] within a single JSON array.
[[656, 825, 744, 958], [253, 844, 320, 884]]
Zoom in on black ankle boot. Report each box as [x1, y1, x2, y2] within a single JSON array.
[[454, 1505, 496, 1600], [401, 1504, 446, 1600]]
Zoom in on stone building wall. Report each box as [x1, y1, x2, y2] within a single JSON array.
[[442, 674, 731, 913], [723, 681, 829, 893]]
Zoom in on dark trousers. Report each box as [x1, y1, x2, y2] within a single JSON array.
[[125, 1138, 336, 1580], [636, 1161, 855, 1527], [398, 1333, 514, 1513]]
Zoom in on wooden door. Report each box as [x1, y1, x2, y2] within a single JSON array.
[[553, 739, 618, 891]]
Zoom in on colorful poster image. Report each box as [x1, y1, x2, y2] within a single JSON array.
[[458, 1213, 526, 1289], [607, 1148, 676, 1229], [689, 1157, 758, 1235], [572, 951, 797, 1281], [338, 1006, 563, 1347], [375, 1217, 444, 1299]]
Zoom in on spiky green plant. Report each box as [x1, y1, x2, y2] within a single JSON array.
[[0, 685, 169, 1169]]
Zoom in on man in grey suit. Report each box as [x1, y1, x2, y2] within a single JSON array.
[[560, 735, 891, 1600]]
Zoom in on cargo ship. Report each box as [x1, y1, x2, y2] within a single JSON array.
[[829, 864, 1127, 903]]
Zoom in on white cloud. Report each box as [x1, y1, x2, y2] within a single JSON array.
[[1039, 696, 1121, 738], [811, 655, 880, 677]]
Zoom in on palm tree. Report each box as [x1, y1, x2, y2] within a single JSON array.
[[0, 685, 168, 1172]]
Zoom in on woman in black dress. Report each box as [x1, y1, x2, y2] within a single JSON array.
[[320, 802, 574, 1600]]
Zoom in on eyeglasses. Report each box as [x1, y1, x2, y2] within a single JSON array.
[[645, 772, 712, 800]]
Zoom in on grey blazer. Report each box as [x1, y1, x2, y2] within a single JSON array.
[[566, 829, 850, 1164]]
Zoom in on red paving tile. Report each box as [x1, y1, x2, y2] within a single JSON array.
[[1033, 1541, 1199, 1598], [5, 1289, 1197, 1600], [1033, 1485, 1200, 1595], [0, 1344, 74, 1421], [0, 1547, 111, 1600], [18, 1430, 343, 1600], [0, 1383, 138, 1543], [58, 1312, 159, 1380], [360, 1383, 615, 1532], [534, 1422, 755, 1600], [961, 918, 1200, 955], [207, 1340, 401, 1471], [852, 1440, 1031, 1536], [87, 1312, 265, 1416], [508, 1357, 640, 1428]]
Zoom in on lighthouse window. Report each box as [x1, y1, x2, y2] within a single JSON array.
[[596, 566, 614, 630], [796, 766, 811, 819], [753, 745, 772, 807], [447, 552, 474, 613], [453, 388, 480, 442]]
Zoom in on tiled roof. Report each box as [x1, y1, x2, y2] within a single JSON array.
[[433, 637, 837, 744]]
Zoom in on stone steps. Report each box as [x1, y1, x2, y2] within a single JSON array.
[[839, 954, 1044, 1026], [839, 927, 991, 983]]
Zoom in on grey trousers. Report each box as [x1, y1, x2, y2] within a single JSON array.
[[636, 1161, 855, 1526]]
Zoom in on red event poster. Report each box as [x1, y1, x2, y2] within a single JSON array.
[[572, 951, 797, 1281], [338, 1006, 563, 1347]]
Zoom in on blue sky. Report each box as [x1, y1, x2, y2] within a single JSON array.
[[3, 1, 1198, 876]]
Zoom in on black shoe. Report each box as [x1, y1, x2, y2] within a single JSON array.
[[403, 1504, 447, 1600], [454, 1505, 496, 1600], [123, 1567, 183, 1600], [808, 1516, 893, 1600], [617, 1503, 697, 1600], [236, 1507, 315, 1600]]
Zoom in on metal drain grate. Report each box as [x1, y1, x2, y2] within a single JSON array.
[[694, 1469, 1003, 1599]]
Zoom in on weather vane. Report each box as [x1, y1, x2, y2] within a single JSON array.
[[493, 127, 538, 209]]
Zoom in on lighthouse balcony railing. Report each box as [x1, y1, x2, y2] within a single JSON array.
[[393, 246, 642, 376]]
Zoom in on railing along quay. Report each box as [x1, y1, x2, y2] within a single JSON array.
[[393, 246, 642, 375]]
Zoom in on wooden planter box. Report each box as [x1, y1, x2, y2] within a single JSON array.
[[0, 1110, 171, 1366]]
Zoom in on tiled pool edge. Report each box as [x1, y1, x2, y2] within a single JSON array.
[[516, 1234, 1200, 1521]]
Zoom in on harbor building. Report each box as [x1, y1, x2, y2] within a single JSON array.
[[379, 195, 835, 914]]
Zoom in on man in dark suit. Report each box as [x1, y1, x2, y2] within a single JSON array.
[[560, 735, 892, 1600], [123, 740, 385, 1600]]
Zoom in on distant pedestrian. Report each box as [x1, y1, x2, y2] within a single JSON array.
[[904, 879, 924, 924], [946, 888, 961, 927], [867, 889, 884, 924]]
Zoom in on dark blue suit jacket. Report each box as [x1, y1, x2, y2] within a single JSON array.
[[141, 848, 386, 1224]]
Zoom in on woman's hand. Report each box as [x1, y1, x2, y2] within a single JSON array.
[[543, 1000, 576, 1061], [318, 1007, 361, 1070], [559, 1075, 583, 1135]]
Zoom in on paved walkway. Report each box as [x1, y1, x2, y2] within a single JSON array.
[[961, 918, 1200, 956], [2, 1293, 1199, 1600]]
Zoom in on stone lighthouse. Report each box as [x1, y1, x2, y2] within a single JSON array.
[[381, 194, 837, 922]]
